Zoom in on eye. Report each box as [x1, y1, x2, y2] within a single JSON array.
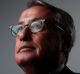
[[17, 25, 23, 32], [29, 20, 45, 33], [11, 25, 23, 36], [14, 25, 23, 33]]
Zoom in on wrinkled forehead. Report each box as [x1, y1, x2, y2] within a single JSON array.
[[18, 6, 50, 24]]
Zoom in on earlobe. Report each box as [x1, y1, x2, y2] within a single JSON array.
[[59, 52, 65, 65]]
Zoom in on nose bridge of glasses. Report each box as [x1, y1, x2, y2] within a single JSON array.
[[20, 24, 30, 33], [23, 24, 29, 29]]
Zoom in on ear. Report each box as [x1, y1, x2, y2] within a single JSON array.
[[59, 52, 66, 65]]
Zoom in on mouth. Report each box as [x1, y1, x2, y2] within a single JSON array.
[[18, 46, 35, 53]]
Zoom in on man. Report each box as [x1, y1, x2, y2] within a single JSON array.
[[10, 0, 80, 74]]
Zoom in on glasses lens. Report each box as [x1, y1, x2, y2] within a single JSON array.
[[10, 25, 23, 36], [9, 19, 45, 36], [29, 20, 45, 33]]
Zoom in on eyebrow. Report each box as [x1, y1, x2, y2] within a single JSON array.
[[32, 17, 44, 21], [17, 17, 44, 25], [18, 22, 24, 25]]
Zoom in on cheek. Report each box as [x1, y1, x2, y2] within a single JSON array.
[[15, 37, 20, 53], [43, 32, 61, 54], [32, 33, 48, 57]]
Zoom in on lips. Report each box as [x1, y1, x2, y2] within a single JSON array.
[[18, 45, 35, 53]]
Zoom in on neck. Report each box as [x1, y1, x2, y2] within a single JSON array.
[[22, 64, 64, 74], [20, 62, 61, 74], [21, 64, 45, 74], [24, 66, 38, 74], [19, 54, 63, 74]]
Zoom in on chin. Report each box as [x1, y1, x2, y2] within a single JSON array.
[[15, 51, 39, 66]]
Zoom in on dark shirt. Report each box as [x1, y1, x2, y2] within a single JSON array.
[[49, 65, 80, 74], [59, 65, 80, 74]]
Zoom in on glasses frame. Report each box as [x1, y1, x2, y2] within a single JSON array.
[[9, 19, 64, 37]]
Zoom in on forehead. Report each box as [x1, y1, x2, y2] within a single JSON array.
[[19, 6, 50, 23]]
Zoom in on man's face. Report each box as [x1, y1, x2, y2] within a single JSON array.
[[15, 6, 60, 66]]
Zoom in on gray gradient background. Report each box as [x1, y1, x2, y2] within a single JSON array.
[[0, 0, 80, 74]]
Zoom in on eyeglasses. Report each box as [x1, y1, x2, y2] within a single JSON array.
[[9, 19, 45, 36], [9, 19, 64, 36]]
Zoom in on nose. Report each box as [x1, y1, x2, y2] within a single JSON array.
[[17, 27, 32, 41]]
